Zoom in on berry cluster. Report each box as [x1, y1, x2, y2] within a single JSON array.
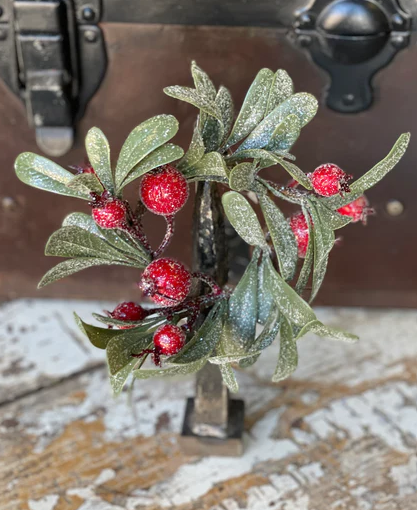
[[81, 162, 225, 365], [289, 164, 374, 258]]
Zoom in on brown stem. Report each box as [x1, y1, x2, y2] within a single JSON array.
[[153, 215, 175, 258]]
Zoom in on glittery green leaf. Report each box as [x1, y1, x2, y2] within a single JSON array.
[[295, 205, 314, 296], [259, 194, 298, 281], [191, 61, 217, 100], [45, 226, 136, 263], [225, 149, 295, 166], [107, 332, 154, 375], [186, 151, 228, 180], [216, 85, 234, 144], [275, 159, 312, 190], [265, 256, 316, 327], [178, 124, 205, 171], [313, 200, 352, 229], [229, 162, 256, 191], [201, 116, 224, 153], [324, 132, 411, 209], [257, 254, 275, 325], [238, 93, 318, 152], [119, 143, 184, 189], [223, 249, 259, 348], [222, 192, 267, 248], [133, 358, 207, 379], [93, 313, 165, 329], [251, 308, 281, 353], [74, 312, 125, 349], [110, 359, 138, 396], [164, 86, 223, 121], [265, 114, 301, 153], [115, 115, 179, 190], [67, 173, 104, 195], [38, 257, 134, 288], [295, 320, 358, 343], [15, 153, 90, 200], [307, 200, 335, 302], [225, 68, 275, 148], [272, 317, 298, 382], [171, 302, 225, 364], [85, 127, 114, 193], [266, 69, 294, 115], [219, 363, 239, 393]]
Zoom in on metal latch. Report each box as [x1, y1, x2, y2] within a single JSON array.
[[0, 0, 106, 155], [291, 0, 411, 113]]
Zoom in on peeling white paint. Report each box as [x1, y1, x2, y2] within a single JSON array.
[[28, 495, 59, 510], [390, 455, 417, 496]]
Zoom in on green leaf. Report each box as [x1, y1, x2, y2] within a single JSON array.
[[15, 153, 90, 200], [225, 68, 275, 148], [171, 302, 225, 364], [62, 212, 102, 235], [257, 254, 275, 325], [313, 200, 352, 229], [295, 205, 314, 296], [45, 226, 135, 262], [225, 148, 295, 165], [272, 317, 298, 382], [219, 363, 239, 393], [223, 249, 259, 348], [38, 257, 133, 288], [178, 125, 205, 171], [164, 86, 223, 121], [216, 85, 234, 143], [259, 194, 298, 281], [107, 332, 154, 375], [265, 114, 301, 153], [324, 132, 411, 209], [191, 61, 217, 100], [93, 313, 164, 329], [67, 173, 104, 195], [110, 359, 138, 396], [251, 308, 281, 352], [275, 159, 312, 190], [209, 352, 261, 364], [222, 191, 267, 248], [295, 319, 358, 343], [201, 116, 224, 153], [115, 115, 179, 190], [85, 127, 114, 193], [307, 201, 335, 302], [119, 143, 184, 189], [265, 256, 316, 327], [186, 151, 228, 180], [74, 313, 124, 349], [266, 69, 294, 115], [133, 358, 207, 379], [238, 93, 318, 151], [229, 162, 256, 191]]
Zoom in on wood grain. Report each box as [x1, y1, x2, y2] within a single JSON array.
[[1, 300, 417, 509]]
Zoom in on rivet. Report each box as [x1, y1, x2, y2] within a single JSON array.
[[2, 196, 15, 210], [84, 29, 97, 43], [342, 94, 355, 106], [297, 13, 312, 28], [391, 13, 404, 28], [386, 199, 404, 216], [391, 35, 406, 48], [82, 6, 95, 21]]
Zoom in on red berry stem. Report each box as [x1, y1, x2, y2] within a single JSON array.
[[121, 201, 152, 253], [192, 272, 223, 296], [153, 215, 175, 258]]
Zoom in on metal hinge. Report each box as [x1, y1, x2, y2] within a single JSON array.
[[0, 0, 106, 155]]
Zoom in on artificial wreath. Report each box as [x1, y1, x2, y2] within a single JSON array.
[[15, 62, 410, 395]]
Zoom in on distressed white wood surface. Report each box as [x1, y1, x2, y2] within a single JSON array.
[[1, 300, 417, 510]]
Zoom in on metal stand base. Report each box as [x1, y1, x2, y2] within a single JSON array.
[[179, 397, 245, 457]]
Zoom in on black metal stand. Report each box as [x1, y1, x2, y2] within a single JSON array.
[[179, 182, 245, 456]]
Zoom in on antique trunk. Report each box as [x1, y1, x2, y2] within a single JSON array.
[[1, 0, 416, 307]]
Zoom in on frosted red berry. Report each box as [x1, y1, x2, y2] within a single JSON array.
[[109, 302, 148, 329], [310, 163, 352, 197], [337, 195, 374, 224], [91, 191, 127, 229], [139, 258, 192, 306], [153, 324, 186, 356], [139, 164, 189, 216], [289, 211, 309, 258]]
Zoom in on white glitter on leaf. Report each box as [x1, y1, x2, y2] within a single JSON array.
[[85, 127, 114, 193]]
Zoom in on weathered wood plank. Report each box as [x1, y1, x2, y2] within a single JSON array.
[[1, 302, 417, 509]]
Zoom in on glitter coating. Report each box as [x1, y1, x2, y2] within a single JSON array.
[[338, 195, 373, 224], [289, 211, 309, 259], [310, 164, 352, 197], [92, 199, 127, 229], [153, 324, 186, 356]]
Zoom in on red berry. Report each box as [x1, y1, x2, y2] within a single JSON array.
[[153, 324, 185, 356], [109, 302, 147, 329], [91, 192, 127, 229], [337, 195, 374, 224], [139, 164, 189, 216], [310, 164, 352, 197], [289, 211, 309, 258], [139, 258, 192, 306]]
